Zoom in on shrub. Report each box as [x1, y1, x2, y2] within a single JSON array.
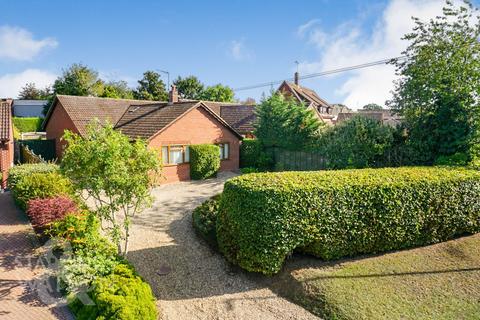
[[217, 167, 480, 275], [240, 167, 259, 174], [59, 250, 121, 294], [68, 264, 157, 320], [239, 139, 273, 170], [192, 194, 221, 248], [12, 117, 43, 133], [12, 171, 74, 210], [26, 196, 78, 233], [434, 152, 469, 166], [8, 163, 58, 191], [189, 144, 220, 180]]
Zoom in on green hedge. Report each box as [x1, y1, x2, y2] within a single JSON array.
[[12, 117, 43, 133], [192, 194, 221, 248], [8, 163, 58, 191], [190, 144, 220, 180], [239, 139, 272, 170], [217, 167, 480, 275], [68, 264, 157, 320]]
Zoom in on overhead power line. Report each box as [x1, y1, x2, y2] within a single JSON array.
[[233, 56, 407, 92]]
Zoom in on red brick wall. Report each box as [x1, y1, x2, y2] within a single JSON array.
[[45, 102, 79, 159], [149, 106, 240, 183]]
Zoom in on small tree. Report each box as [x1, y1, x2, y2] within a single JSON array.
[[362, 103, 383, 111], [200, 84, 235, 102], [100, 80, 134, 99], [18, 82, 52, 100], [134, 71, 168, 101], [255, 93, 321, 150], [53, 63, 104, 97], [173, 76, 205, 100], [61, 121, 161, 255]]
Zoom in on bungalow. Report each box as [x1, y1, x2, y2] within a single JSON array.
[[43, 88, 243, 183], [0, 99, 14, 189], [277, 72, 335, 125]]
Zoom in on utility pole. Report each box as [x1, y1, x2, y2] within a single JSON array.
[[157, 69, 170, 88]]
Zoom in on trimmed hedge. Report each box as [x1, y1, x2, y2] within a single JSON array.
[[190, 144, 220, 180], [12, 117, 43, 133], [8, 163, 59, 191], [217, 167, 480, 275], [192, 194, 221, 248], [68, 264, 157, 320], [12, 171, 74, 210]]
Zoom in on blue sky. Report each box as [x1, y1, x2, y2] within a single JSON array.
[[0, 0, 476, 108]]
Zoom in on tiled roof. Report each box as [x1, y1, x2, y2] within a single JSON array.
[[44, 95, 160, 136], [115, 101, 199, 139], [284, 82, 332, 110], [218, 105, 256, 135], [0, 101, 12, 141]]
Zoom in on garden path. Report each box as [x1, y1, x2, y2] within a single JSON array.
[[128, 172, 319, 320], [0, 192, 73, 320]]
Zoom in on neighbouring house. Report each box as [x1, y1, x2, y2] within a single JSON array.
[[43, 88, 243, 183], [0, 99, 14, 189], [277, 72, 335, 125], [13, 99, 47, 117], [337, 110, 403, 128]]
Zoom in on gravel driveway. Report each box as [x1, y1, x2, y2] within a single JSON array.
[[127, 172, 318, 320]]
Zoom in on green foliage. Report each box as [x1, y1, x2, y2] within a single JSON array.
[[318, 116, 396, 169], [53, 63, 104, 97], [11, 171, 74, 210], [192, 194, 221, 248], [217, 167, 480, 275], [362, 103, 383, 111], [100, 81, 134, 99], [255, 93, 321, 151], [61, 121, 161, 255], [388, 1, 480, 164], [8, 163, 58, 191], [240, 167, 259, 174], [18, 82, 52, 100], [12, 117, 43, 133], [434, 152, 469, 166], [199, 84, 235, 102], [69, 264, 157, 320], [239, 139, 273, 170], [134, 70, 168, 101], [173, 76, 205, 100], [189, 144, 220, 180]]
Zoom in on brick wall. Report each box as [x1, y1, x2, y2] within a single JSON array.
[[45, 102, 79, 159], [149, 106, 240, 183]]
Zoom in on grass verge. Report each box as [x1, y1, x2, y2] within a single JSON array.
[[279, 234, 480, 320]]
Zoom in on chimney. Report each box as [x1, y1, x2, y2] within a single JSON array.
[[294, 72, 299, 85], [169, 85, 178, 104]]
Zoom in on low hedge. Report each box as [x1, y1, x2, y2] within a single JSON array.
[[8, 163, 59, 191], [192, 194, 221, 248], [190, 144, 220, 180], [26, 196, 79, 234], [217, 167, 480, 275], [68, 264, 157, 320], [12, 171, 74, 210], [12, 117, 43, 133]]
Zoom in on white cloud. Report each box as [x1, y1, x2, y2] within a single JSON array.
[[0, 26, 58, 61], [0, 69, 57, 98], [297, 0, 455, 109], [228, 39, 254, 61]]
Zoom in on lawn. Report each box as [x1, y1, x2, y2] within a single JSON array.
[[283, 234, 480, 320]]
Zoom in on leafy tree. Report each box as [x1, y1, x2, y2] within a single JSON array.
[[319, 116, 395, 169], [100, 80, 134, 99], [173, 76, 204, 100], [18, 83, 52, 100], [362, 103, 383, 111], [53, 63, 104, 97], [255, 93, 321, 150], [134, 71, 168, 101], [61, 121, 161, 255], [388, 0, 480, 164], [200, 84, 235, 102]]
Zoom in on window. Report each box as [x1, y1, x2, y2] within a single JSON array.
[[218, 143, 229, 160], [161, 145, 190, 165]]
